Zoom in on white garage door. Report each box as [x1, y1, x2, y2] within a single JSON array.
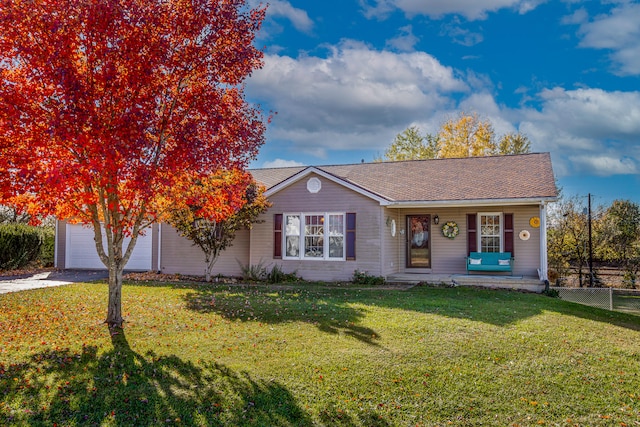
[[65, 224, 152, 270]]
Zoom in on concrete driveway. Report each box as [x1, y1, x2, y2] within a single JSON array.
[[0, 270, 108, 294]]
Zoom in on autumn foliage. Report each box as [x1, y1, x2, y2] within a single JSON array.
[[0, 0, 267, 327], [164, 169, 271, 281]]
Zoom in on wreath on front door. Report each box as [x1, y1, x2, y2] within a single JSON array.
[[441, 221, 459, 239]]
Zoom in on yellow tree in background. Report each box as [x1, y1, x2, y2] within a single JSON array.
[[498, 132, 532, 155], [437, 112, 497, 158], [379, 112, 532, 162], [378, 126, 439, 161]]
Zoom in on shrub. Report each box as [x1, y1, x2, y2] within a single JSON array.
[[352, 269, 385, 286], [39, 227, 55, 267], [0, 223, 53, 270], [239, 260, 269, 282], [267, 264, 300, 284]]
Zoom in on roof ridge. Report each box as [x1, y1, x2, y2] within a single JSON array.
[[251, 152, 549, 171]]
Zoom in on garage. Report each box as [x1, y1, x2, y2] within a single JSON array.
[[64, 224, 153, 270]]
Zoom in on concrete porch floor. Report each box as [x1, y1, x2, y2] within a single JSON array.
[[386, 273, 545, 293]]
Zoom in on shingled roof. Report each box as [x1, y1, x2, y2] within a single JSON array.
[[250, 153, 558, 205]]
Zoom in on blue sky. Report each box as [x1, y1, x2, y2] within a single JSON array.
[[244, 0, 640, 206]]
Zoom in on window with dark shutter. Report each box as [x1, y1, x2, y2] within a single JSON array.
[[273, 214, 282, 259], [467, 213, 477, 255], [346, 213, 356, 260]]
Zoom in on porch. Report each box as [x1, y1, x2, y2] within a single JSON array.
[[385, 273, 545, 293]]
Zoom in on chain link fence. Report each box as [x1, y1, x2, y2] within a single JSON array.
[[550, 286, 640, 315]]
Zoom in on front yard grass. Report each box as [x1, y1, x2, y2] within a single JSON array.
[[1, 281, 639, 426]]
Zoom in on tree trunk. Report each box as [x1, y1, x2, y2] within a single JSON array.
[[106, 263, 125, 328], [205, 253, 218, 282]]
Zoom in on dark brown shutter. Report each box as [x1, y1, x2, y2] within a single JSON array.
[[503, 213, 514, 256], [274, 214, 283, 259], [346, 213, 356, 260], [467, 213, 477, 255]]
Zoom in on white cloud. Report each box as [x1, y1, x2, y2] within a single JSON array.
[[519, 87, 640, 177], [577, 3, 640, 75], [385, 25, 420, 52], [247, 39, 640, 179], [569, 155, 638, 176], [249, 0, 313, 34], [440, 16, 484, 46], [361, 0, 546, 20], [247, 40, 468, 156], [261, 158, 306, 168], [561, 7, 588, 25]]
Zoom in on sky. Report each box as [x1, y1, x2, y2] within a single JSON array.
[[243, 0, 640, 206]]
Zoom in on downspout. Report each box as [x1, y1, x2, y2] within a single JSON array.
[[380, 206, 385, 278], [54, 219, 59, 268], [157, 223, 162, 273], [539, 202, 548, 282]]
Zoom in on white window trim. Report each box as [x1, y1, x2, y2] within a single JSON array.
[[283, 212, 346, 261], [477, 212, 503, 253]]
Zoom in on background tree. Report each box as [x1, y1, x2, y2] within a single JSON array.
[[547, 197, 592, 286], [166, 171, 270, 282], [0, 206, 31, 225], [379, 126, 439, 161], [0, 0, 267, 329], [437, 112, 497, 158], [598, 200, 640, 288], [498, 132, 532, 155], [380, 112, 532, 162]]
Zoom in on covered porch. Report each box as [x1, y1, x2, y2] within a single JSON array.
[[386, 273, 545, 293]]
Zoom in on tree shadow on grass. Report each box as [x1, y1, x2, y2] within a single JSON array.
[[365, 285, 640, 331], [183, 285, 381, 346], [0, 328, 313, 426]]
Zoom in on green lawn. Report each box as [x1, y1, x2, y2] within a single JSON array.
[[1, 281, 639, 426]]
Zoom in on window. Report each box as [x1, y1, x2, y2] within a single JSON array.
[[479, 213, 502, 253], [283, 213, 345, 260], [284, 215, 301, 257]]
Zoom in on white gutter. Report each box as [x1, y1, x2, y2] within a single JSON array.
[[385, 197, 557, 209]]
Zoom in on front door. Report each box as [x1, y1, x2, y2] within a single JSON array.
[[407, 215, 431, 268]]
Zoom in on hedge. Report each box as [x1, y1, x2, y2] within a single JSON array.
[[0, 223, 55, 270]]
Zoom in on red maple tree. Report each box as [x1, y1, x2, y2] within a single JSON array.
[[0, 0, 267, 328]]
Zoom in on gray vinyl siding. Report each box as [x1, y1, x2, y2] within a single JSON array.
[[160, 224, 249, 277], [429, 205, 541, 276], [250, 173, 382, 282], [509, 205, 542, 277], [387, 205, 542, 277], [380, 208, 402, 276]]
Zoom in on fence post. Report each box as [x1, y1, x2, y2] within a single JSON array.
[[609, 287, 613, 311]]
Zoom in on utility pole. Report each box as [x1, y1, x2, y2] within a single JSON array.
[[588, 193, 594, 287]]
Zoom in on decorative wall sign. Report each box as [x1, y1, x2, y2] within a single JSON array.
[[529, 217, 541, 228], [519, 230, 531, 241]]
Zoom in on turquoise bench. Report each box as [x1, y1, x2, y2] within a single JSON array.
[[466, 252, 513, 273]]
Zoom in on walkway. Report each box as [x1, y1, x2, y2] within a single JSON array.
[[0, 270, 108, 294]]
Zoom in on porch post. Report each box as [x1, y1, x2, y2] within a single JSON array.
[[539, 202, 548, 281]]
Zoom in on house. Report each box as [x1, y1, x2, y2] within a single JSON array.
[[55, 153, 558, 285]]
